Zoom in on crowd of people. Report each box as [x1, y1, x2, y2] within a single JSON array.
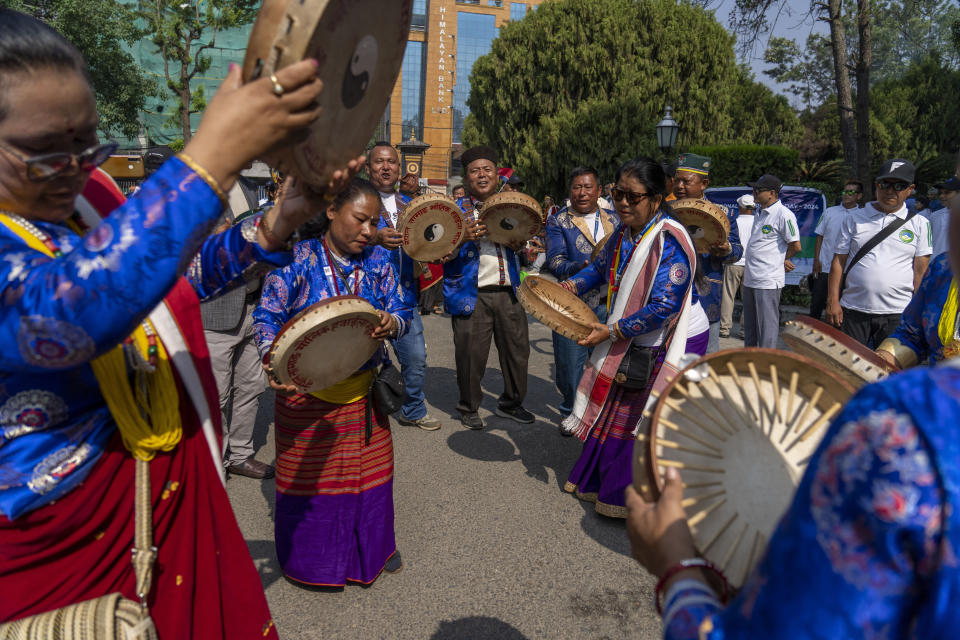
[[1, 7, 959, 638]]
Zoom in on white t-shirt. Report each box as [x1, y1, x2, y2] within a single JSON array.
[[580, 210, 605, 242], [733, 214, 754, 267], [476, 240, 513, 288], [930, 207, 951, 257], [379, 191, 398, 227], [743, 200, 800, 289], [834, 203, 933, 314], [815, 204, 856, 268]]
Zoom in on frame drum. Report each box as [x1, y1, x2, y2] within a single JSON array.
[[782, 315, 897, 388], [243, 0, 413, 188], [479, 192, 544, 245], [268, 296, 382, 393], [517, 275, 599, 341], [397, 193, 466, 262], [641, 348, 855, 587], [670, 198, 730, 253]]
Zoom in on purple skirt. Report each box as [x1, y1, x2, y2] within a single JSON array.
[[565, 347, 666, 518], [686, 328, 709, 356], [275, 481, 396, 586]]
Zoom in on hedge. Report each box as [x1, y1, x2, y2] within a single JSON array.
[[686, 144, 799, 187]]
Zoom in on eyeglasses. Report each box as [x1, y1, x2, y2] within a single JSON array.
[[876, 181, 911, 192], [0, 140, 118, 182], [840, 189, 861, 196], [611, 187, 654, 205]]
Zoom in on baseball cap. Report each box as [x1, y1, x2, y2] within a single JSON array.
[[934, 176, 960, 190], [736, 194, 756, 209], [876, 158, 916, 183], [746, 174, 782, 192]]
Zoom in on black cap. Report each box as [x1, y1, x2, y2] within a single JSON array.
[[460, 145, 498, 169], [876, 158, 916, 183], [506, 175, 524, 186], [747, 174, 783, 192], [934, 176, 960, 190]]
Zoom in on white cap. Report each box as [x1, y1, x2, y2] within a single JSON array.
[[736, 194, 756, 209]]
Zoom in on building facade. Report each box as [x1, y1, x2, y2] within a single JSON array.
[[390, 0, 545, 186], [119, 1, 543, 187]]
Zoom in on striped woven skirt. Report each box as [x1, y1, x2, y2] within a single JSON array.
[[564, 348, 666, 518], [274, 392, 395, 586]]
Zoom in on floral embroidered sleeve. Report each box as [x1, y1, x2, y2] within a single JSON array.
[[568, 231, 613, 294], [0, 157, 227, 372], [615, 235, 690, 339], [252, 263, 304, 360], [888, 263, 934, 363], [186, 209, 292, 301], [371, 252, 414, 339], [545, 214, 581, 280], [662, 382, 946, 639]]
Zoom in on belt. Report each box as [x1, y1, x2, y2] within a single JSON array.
[[478, 286, 512, 293]]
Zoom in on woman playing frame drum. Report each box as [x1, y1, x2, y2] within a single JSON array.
[[558, 158, 697, 517], [254, 179, 414, 587]]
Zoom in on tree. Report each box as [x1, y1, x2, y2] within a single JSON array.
[[462, 0, 801, 199], [2, 0, 156, 140], [763, 35, 834, 110], [138, 0, 258, 146]]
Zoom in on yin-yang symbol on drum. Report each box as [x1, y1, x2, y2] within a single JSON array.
[[424, 223, 445, 243], [500, 217, 518, 231], [342, 35, 378, 109], [687, 224, 705, 239]]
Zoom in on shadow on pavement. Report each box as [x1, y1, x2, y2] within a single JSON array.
[[446, 429, 520, 463], [430, 616, 529, 639], [576, 500, 632, 558], [246, 538, 284, 590]]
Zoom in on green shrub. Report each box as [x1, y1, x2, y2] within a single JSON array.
[[687, 144, 799, 187]]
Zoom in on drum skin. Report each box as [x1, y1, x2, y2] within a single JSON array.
[[670, 198, 730, 253], [243, 0, 414, 188], [479, 192, 543, 245], [517, 275, 598, 341], [397, 193, 466, 262], [268, 296, 382, 393], [641, 348, 854, 587]]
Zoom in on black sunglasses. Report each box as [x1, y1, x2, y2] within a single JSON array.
[[0, 140, 118, 182], [876, 181, 911, 192], [611, 187, 654, 206]]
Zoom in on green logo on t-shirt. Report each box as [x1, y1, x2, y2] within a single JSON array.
[[761, 224, 773, 234], [898, 229, 915, 243]]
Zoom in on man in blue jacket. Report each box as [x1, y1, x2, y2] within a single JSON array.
[[444, 146, 533, 430]]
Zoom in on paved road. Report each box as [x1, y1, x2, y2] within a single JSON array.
[[227, 311, 761, 639]]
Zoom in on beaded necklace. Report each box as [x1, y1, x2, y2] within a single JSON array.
[[0, 209, 159, 367]]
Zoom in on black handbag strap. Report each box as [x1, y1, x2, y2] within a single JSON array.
[[840, 210, 917, 293]]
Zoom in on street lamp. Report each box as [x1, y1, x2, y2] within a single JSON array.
[[655, 105, 679, 159]]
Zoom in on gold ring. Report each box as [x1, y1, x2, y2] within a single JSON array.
[[269, 74, 284, 96]]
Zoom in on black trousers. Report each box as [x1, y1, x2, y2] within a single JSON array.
[[840, 307, 901, 349], [450, 289, 529, 414], [808, 272, 829, 321]]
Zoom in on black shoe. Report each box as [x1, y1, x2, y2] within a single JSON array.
[[384, 551, 403, 573], [459, 412, 484, 430], [495, 405, 535, 424], [227, 458, 275, 479]]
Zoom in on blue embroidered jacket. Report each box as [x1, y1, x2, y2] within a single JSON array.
[[544, 204, 619, 281], [0, 158, 291, 519], [442, 195, 523, 316], [567, 213, 691, 339], [662, 361, 960, 639], [888, 253, 955, 364], [688, 201, 741, 322], [252, 239, 414, 369], [374, 191, 416, 295]]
